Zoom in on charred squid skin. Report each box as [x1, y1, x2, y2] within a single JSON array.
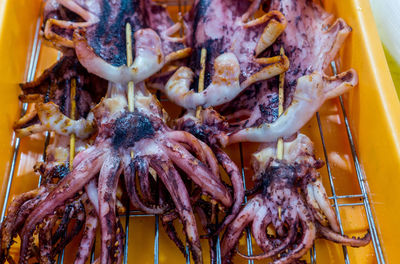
[[123, 157, 169, 214], [316, 223, 371, 247], [18, 146, 108, 264], [221, 196, 262, 263], [161, 215, 188, 257], [115, 219, 125, 264], [135, 157, 156, 204], [306, 179, 340, 232], [50, 199, 86, 256], [167, 129, 221, 179], [74, 195, 98, 264], [38, 214, 58, 264], [0, 186, 46, 262], [212, 146, 244, 235], [228, 70, 358, 144], [271, 206, 316, 264], [98, 154, 122, 264], [163, 141, 232, 208], [150, 158, 203, 264], [74, 27, 164, 84], [195, 203, 217, 263]]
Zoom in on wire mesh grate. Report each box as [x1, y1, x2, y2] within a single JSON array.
[[0, 2, 386, 264]]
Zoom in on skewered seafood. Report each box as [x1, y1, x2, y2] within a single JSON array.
[[17, 82, 233, 264], [44, 0, 191, 84], [1, 0, 372, 263], [161, 0, 289, 109], [228, 70, 358, 143], [227, 0, 358, 144], [221, 134, 371, 263], [0, 134, 97, 264], [14, 55, 106, 138]]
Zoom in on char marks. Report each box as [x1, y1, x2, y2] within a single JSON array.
[[88, 0, 144, 66], [112, 111, 155, 149]]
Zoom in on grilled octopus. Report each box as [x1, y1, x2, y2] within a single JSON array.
[[160, 0, 289, 109], [44, 0, 191, 85], [227, 0, 359, 144], [221, 134, 371, 263]]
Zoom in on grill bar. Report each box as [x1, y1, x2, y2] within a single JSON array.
[[0, 13, 42, 222], [329, 194, 364, 199], [316, 111, 350, 264], [154, 215, 159, 264], [0, 4, 386, 264], [124, 203, 131, 264], [332, 62, 385, 264], [239, 143, 255, 264]]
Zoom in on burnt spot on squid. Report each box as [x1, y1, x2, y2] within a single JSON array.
[[192, 0, 213, 36], [261, 163, 299, 195], [190, 39, 228, 90], [112, 112, 155, 149], [89, 0, 144, 67]]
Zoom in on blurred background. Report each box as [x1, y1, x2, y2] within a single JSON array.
[[370, 0, 400, 99]]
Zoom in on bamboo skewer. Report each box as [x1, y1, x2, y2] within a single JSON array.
[[69, 78, 77, 170], [277, 47, 286, 221], [126, 23, 136, 161], [195, 48, 207, 119], [126, 23, 135, 113], [195, 47, 220, 222], [276, 47, 285, 160]]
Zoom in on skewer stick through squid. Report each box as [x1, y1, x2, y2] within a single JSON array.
[[195, 48, 220, 222], [125, 23, 138, 164], [126, 23, 135, 113], [276, 47, 285, 160], [69, 78, 77, 169], [277, 47, 285, 221], [195, 48, 207, 119]]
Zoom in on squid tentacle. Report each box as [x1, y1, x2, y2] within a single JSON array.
[[98, 154, 122, 264], [221, 196, 262, 262], [0, 186, 46, 261], [307, 180, 340, 232], [160, 216, 188, 257], [135, 157, 155, 204], [150, 158, 202, 264], [38, 215, 58, 264], [74, 196, 98, 264], [213, 147, 244, 234], [271, 207, 316, 264], [19, 147, 107, 263], [317, 223, 371, 247], [195, 204, 216, 263], [163, 141, 232, 208], [168, 130, 221, 178], [123, 157, 169, 214], [243, 10, 288, 56]]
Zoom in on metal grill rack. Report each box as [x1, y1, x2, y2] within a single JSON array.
[[0, 2, 386, 264]]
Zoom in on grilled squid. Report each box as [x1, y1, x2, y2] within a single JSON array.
[[221, 134, 370, 263], [159, 0, 289, 109], [228, 69, 358, 144], [43, 0, 191, 84]]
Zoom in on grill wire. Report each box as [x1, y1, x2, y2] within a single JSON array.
[[0, 2, 386, 263]]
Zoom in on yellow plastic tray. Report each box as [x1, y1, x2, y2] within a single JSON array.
[[1, 0, 400, 263]]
